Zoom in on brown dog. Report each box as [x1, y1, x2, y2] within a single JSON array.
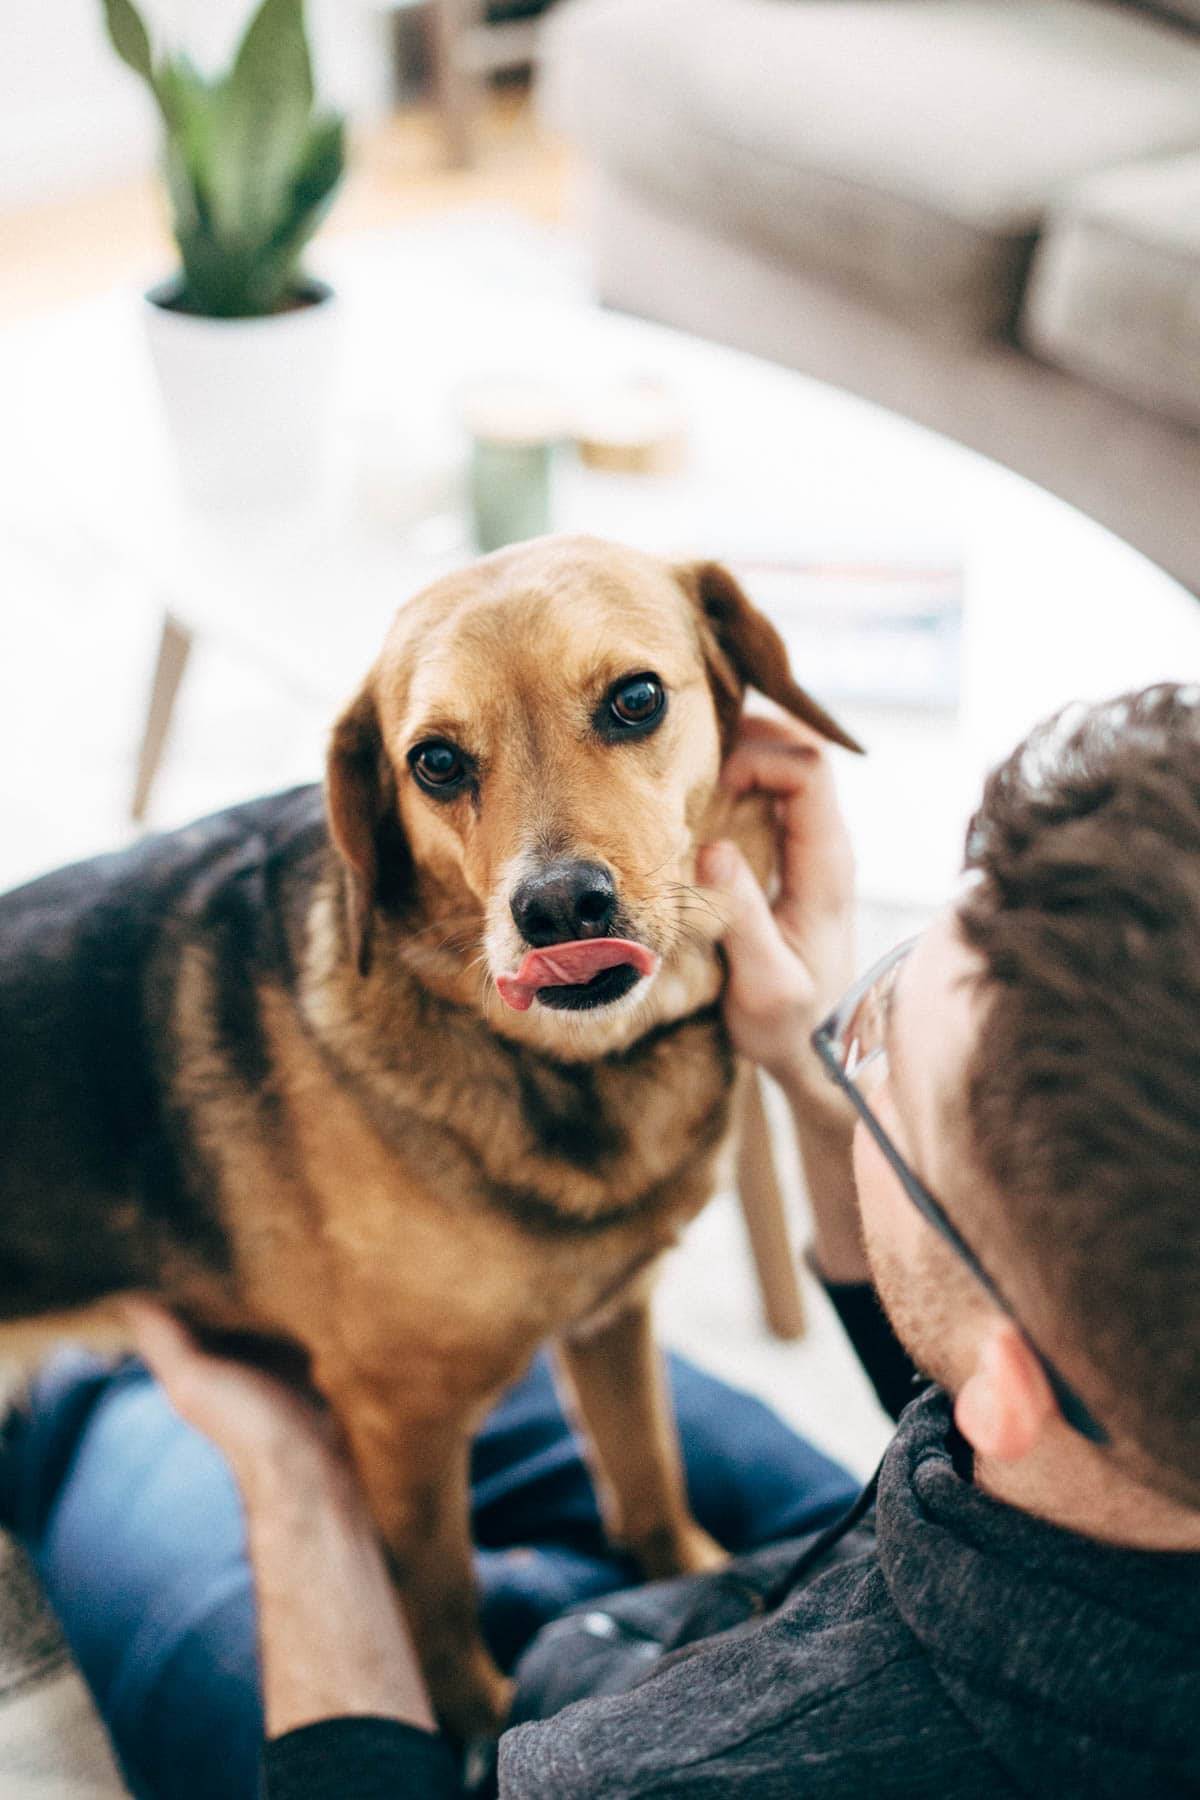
[[0, 536, 857, 1739]]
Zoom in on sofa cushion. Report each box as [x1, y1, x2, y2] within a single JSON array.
[[541, 0, 1200, 340], [1137, 2, 1200, 29], [1021, 151, 1200, 430]]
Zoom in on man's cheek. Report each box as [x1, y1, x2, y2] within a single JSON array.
[[853, 1118, 922, 1262]]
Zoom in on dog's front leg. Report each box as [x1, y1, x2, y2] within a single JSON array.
[[334, 1403, 512, 1743], [556, 1301, 726, 1579]]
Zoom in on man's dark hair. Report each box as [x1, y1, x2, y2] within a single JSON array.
[[958, 684, 1200, 1504]]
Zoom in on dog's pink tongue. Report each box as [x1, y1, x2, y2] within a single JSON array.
[[497, 939, 658, 1012]]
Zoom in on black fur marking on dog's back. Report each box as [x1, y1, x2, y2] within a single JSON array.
[[185, 839, 280, 1103], [0, 845, 227, 1303], [0, 786, 327, 1307]]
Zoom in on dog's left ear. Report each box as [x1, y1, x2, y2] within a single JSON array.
[[677, 560, 863, 755], [325, 682, 409, 977]]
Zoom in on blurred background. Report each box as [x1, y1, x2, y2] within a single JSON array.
[[2, 4, 1200, 1780], [2, 0, 565, 313]]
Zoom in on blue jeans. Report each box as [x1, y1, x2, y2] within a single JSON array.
[[0, 1348, 856, 1800]]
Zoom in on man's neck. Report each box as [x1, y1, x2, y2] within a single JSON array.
[[973, 1436, 1200, 1553]]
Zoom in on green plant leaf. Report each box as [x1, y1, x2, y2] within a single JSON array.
[[223, 0, 315, 233], [174, 226, 249, 317], [255, 112, 345, 294], [189, 77, 251, 240], [287, 112, 345, 226], [210, 125, 343, 315], [101, 0, 155, 87], [156, 53, 213, 175], [231, 0, 313, 116]]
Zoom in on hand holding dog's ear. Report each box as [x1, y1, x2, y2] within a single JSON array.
[[699, 717, 857, 1119]]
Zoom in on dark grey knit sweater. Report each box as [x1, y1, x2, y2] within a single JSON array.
[[267, 1385, 1200, 1798]]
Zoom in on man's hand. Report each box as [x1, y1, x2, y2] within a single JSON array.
[[698, 715, 856, 1122], [699, 716, 868, 1282], [127, 1301, 438, 1739], [125, 1300, 343, 1502]]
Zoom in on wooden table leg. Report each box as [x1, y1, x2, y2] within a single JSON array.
[[428, 0, 484, 169], [131, 610, 193, 823], [735, 1067, 807, 1341]]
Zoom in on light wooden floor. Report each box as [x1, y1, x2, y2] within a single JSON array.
[[0, 90, 568, 324]]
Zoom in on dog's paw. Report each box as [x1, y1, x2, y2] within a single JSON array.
[[632, 1520, 728, 1581]]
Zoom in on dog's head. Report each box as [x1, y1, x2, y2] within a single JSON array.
[[326, 536, 857, 1055]]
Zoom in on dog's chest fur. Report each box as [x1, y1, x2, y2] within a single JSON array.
[[148, 836, 737, 1391], [207, 907, 737, 1388]]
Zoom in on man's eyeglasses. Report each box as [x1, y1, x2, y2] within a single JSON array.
[[810, 939, 1108, 1446]]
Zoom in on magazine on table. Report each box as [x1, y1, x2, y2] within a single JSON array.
[[729, 557, 963, 713]]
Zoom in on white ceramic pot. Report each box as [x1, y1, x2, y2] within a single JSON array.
[[142, 279, 341, 514]]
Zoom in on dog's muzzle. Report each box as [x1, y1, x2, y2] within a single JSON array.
[[501, 859, 657, 1012]]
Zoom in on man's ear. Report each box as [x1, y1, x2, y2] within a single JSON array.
[[677, 560, 863, 754], [325, 682, 408, 977], [954, 1322, 1058, 1462]]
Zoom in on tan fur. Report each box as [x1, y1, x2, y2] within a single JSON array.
[[4, 537, 852, 1740]]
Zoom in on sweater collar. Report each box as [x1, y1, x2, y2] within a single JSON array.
[[876, 1388, 1200, 1746]]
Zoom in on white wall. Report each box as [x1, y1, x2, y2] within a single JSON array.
[[0, 0, 396, 208], [0, 0, 156, 205]]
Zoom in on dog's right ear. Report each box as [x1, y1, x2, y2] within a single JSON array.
[[325, 683, 407, 978]]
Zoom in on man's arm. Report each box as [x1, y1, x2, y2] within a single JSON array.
[[698, 719, 865, 1259], [698, 720, 919, 1417], [127, 1304, 466, 1798]]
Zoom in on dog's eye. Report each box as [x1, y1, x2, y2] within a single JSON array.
[[608, 674, 665, 731], [409, 740, 467, 792]]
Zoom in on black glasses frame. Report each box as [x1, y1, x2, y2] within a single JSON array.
[[811, 940, 1108, 1446]]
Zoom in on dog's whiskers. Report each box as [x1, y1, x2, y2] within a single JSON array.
[[401, 912, 484, 946], [657, 884, 731, 933], [395, 911, 491, 970], [659, 881, 726, 924], [464, 945, 504, 1012], [638, 839, 694, 882]]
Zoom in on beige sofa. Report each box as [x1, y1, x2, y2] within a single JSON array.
[[540, 0, 1200, 597]]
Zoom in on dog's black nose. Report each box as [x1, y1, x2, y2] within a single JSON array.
[[511, 861, 618, 946]]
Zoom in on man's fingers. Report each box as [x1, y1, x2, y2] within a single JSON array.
[[123, 1298, 220, 1419], [720, 741, 854, 921], [732, 713, 830, 753], [721, 737, 818, 801], [697, 841, 813, 1012], [124, 1298, 193, 1373], [773, 789, 856, 930]]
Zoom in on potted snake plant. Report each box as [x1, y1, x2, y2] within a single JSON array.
[[102, 0, 347, 510]]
